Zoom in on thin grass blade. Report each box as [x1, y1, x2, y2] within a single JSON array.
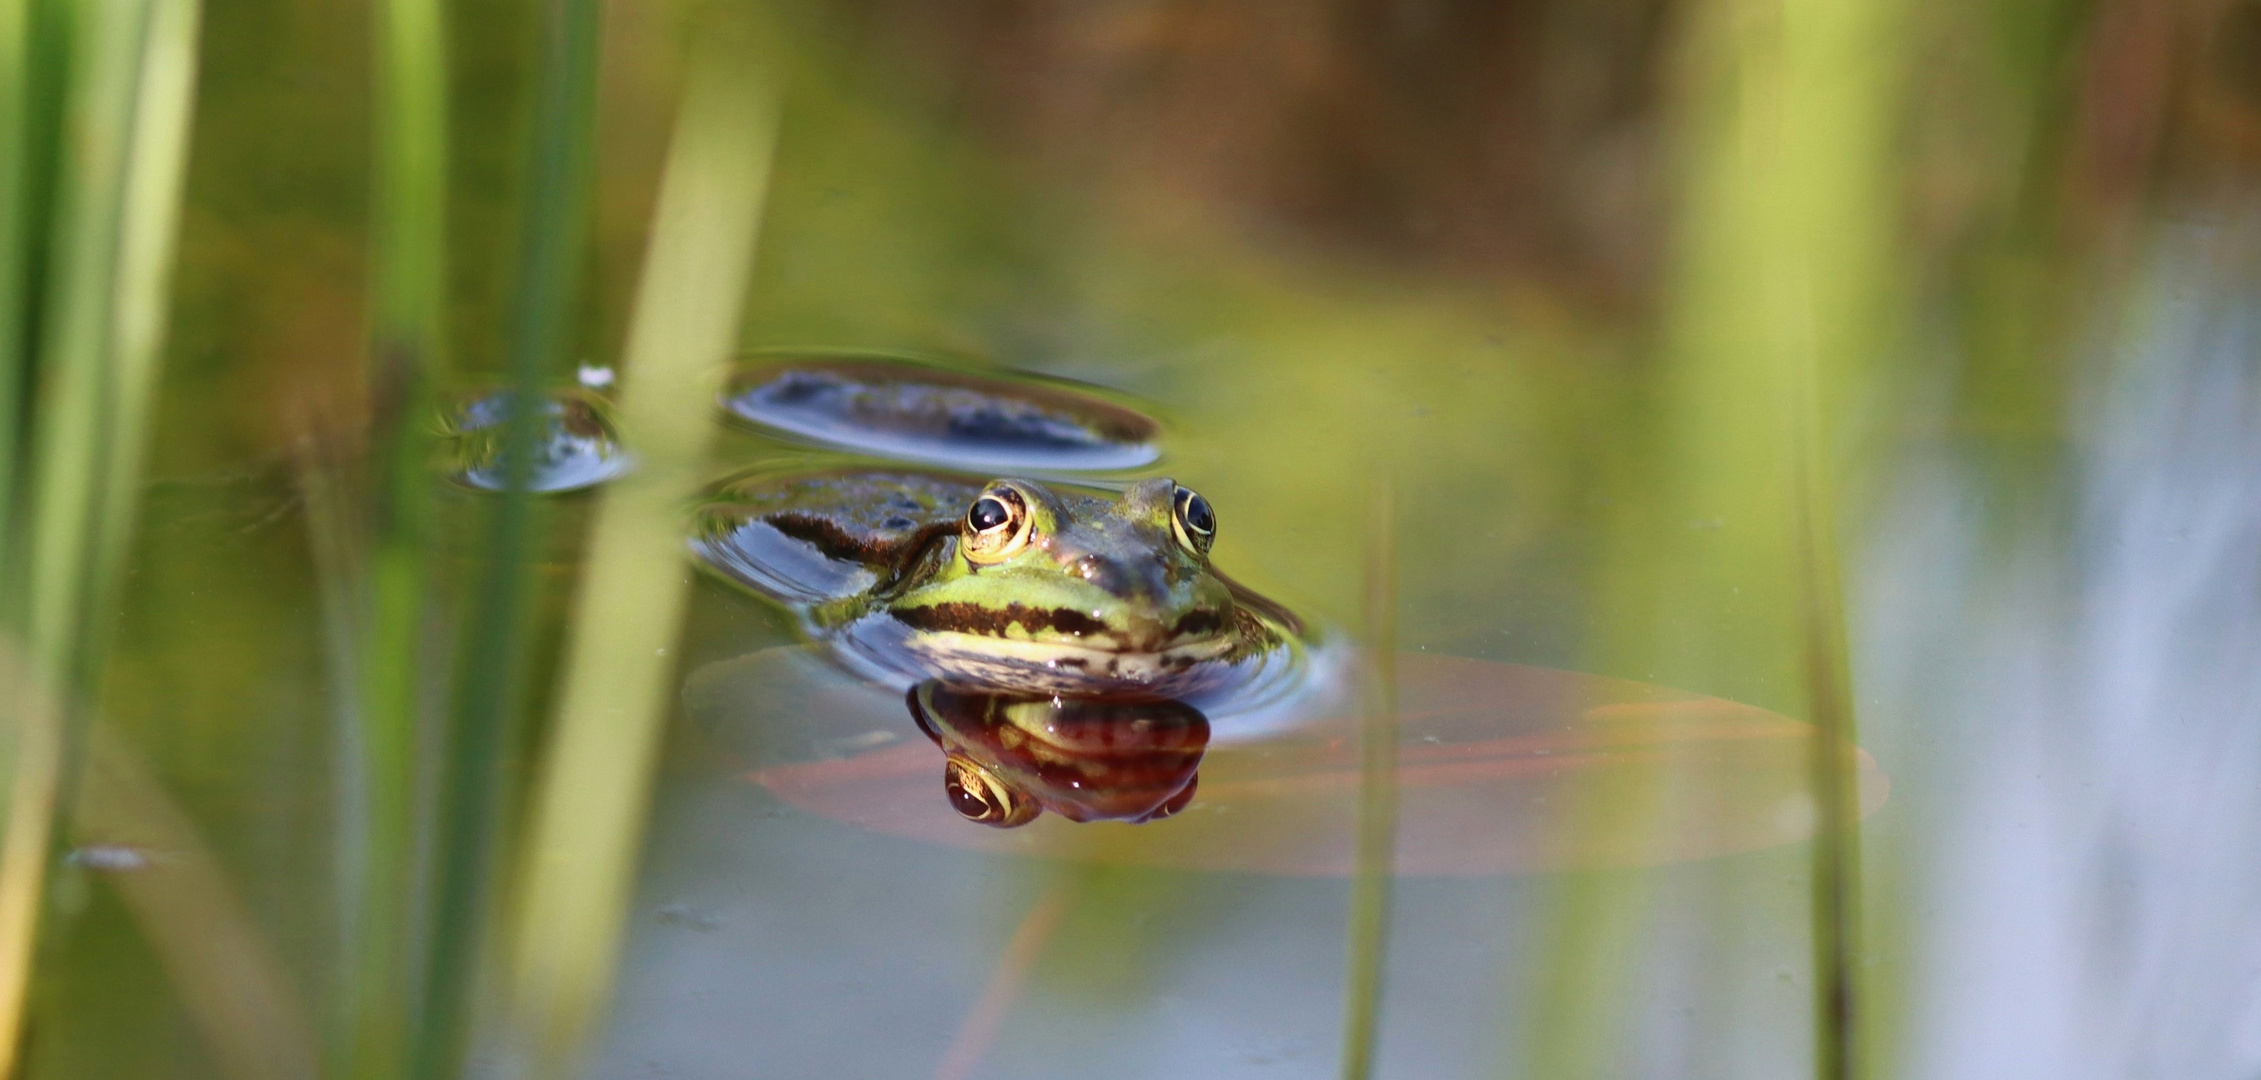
[[339, 0, 448, 1067], [0, 0, 29, 568], [415, 0, 603, 1068], [499, 21, 777, 1075], [0, 0, 201, 1067], [1642, 0, 1908, 1073], [1338, 470, 1398, 1080]]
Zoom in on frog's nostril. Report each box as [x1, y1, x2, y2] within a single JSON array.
[[1076, 555, 1124, 591], [1076, 554, 1164, 601]]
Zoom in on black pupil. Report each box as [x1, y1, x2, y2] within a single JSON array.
[[1181, 492, 1214, 535], [969, 496, 1011, 532], [945, 771, 991, 818]]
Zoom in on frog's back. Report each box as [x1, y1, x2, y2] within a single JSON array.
[[692, 469, 981, 604]]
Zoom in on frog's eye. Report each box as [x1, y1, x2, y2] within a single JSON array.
[[1171, 486, 1216, 555], [943, 755, 1038, 828], [962, 486, 1031, 564]]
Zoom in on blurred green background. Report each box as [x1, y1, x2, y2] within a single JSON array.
[[9, 0, 2261, 1077]]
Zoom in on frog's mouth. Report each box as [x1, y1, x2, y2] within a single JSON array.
[[909, 627, 1240, 679], [879, 603, 1249, 692]]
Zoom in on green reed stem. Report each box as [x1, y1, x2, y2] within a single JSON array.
[[20, 0, 153, 726], [88, 0, 199, 685], [414, 0, 601, 1069], [501, 23, 776, 1073], [1789, 374, 1864, 1080], [0, 14, 36, 1063], [1656, 0, 1904, 1074], [343, 0, 446, 1068], [0, 0, 198, 1068], [0, 0, 28, 573], [293, 429, 370, 1012], [1337, 471, 1398, 1080], [1, 0, 143, 1057]]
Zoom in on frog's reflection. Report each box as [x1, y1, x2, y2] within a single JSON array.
[[905, 681, 1209, 827]]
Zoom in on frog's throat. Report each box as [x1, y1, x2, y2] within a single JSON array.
[[898, 627, 1242, 685]]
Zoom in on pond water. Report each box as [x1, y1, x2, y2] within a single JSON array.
[[553, 344, 1891, 1077], [25, 6, 2261, 1080], [569, 223, 2261, 1080], [47, 208, 2261, 1080]]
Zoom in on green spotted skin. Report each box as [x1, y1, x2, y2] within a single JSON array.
[[690, 469, 1298, 698]]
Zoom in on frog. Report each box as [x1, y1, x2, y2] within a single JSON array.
[[688, 468, 1305, 702]]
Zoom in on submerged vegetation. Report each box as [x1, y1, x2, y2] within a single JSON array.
[[2, 0, 2257, 1077]]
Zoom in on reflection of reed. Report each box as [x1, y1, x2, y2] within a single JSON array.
[[929, 878, 1078, 1080], [74, 722, 318, 1080]]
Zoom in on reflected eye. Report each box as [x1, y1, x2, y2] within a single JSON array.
[[962, 486, 1030, 564], [1171, 486, 1215, 555], [1135, 775, 1199, 823], [943, 755, 1039, 828]]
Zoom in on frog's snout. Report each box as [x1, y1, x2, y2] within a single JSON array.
[[1070, 551, 1165, 602]]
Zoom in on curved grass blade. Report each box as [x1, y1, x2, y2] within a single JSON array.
[[0, 0, 202, 1068]]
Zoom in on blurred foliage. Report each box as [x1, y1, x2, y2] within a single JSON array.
[[17, 0, 2261, 1075]]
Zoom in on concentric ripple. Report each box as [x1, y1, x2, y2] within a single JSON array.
[[440, 387, 631, 494]]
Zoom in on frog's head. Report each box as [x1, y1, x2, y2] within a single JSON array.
[[884, 477, 1239, 689]]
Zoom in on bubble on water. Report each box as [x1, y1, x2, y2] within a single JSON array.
[[441, 387, 631, 494], [720, 353, 1161, 471]]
